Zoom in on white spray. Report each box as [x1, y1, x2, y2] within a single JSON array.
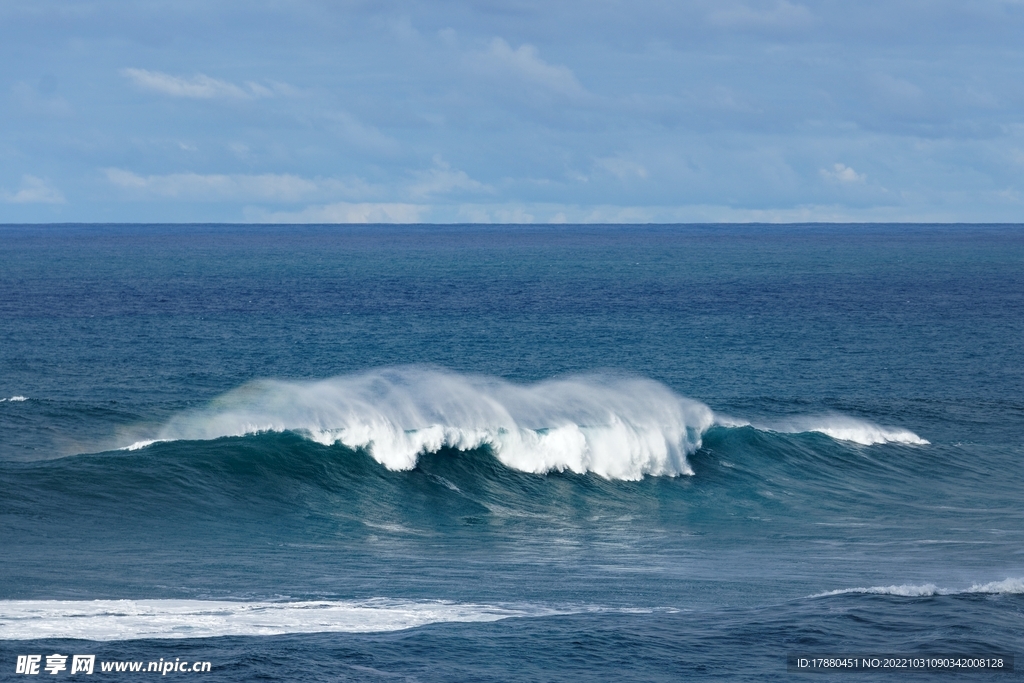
[[125, 367, 929, 479], [139, 367, 713, 481]]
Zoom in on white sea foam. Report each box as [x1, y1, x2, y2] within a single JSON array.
[[813, 583, 942, 597], [812, 577, 1024, 598], [715, 414, 928, 446], [966, 577, 1024, 594], [121, 368, 929, 478], [0, 599, 551, 641], [122, 439, 167, 451], [0, 396, 28, 403], [126, 368, 714, 480]]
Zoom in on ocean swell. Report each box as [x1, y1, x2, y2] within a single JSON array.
[[121, 368, 929, 480], [128, 368, 713, 481]]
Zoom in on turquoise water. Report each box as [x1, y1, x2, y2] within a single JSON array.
[[1, 224, 1022, 680]]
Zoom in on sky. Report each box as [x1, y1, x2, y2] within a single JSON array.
[[2, 0, 1023, 224]]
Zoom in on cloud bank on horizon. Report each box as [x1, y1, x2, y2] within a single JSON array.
[[2, 0, 1023, 223]]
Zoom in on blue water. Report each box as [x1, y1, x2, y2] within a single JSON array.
[[1, 224, 1022, 680]]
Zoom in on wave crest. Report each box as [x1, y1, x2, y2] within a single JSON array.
[[122, 368, 930, 479], [812, 577, 1024, 598], [132, 368, 713, 480], [715, 414, 928, 446]]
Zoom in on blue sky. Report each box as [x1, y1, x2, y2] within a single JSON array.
[[2, 0, 1023, 223]]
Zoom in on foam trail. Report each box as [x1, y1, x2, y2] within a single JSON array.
[[127, 368, 714, 480], [0, 396, 28, 403], [0, 599, 553, 641], [966, 578, 1024, 594], [812, 577, 1024, 598], [812, 583, 942, 597], [715, 414, 928, 446]]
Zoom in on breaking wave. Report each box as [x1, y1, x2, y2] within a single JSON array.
[[120, 368, 928, 480], [126, 368, 712, 480], [812, 577, 1024, 598], [0, 599, 555, 640], [714, 414, 929, 446], [0, 396, 28, 403]]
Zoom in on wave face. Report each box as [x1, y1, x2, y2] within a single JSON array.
[[0, 599, 549, 640], [130, 368, 714, 480]]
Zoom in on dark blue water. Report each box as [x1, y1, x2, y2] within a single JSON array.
[[1, 224, 1022, 680]]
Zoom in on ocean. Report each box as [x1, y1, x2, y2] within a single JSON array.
[[1, 223, 1021, 680]]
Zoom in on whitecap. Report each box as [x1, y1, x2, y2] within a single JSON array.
[[715, 413, 928, 446], [811, 577, 1024, 598], [966, 577, 1024, 594], [812, 583, 942, 598], [121, 439, 169, 451], [117, 367, 929, 478], [125, 367, 714, 481], [0, 599, 555, 641]]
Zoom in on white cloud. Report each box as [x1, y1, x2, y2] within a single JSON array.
[[478, 38, 586, 96], [708, 1, 813, 30], [121, 68, 277, 100], [661, 203, 958, 223], [409, 157, 492, 198], [450, 203, 652, 224], [2, 175, 65, 204], [437, 27, 458, 47], [320, 110, 401, 155], [454, 204, 536, 224], [241, 199, 991, 225], [870, 73, 924, 102], [594, 157, 649, 181], [580, 206, 656, 223], [247, 202, 427, 223], [820, 163, 866, 184], [105, 169, 369, 202], [388, 14, 419, 41], [445, 202, 957, 224], [701, 85, 760, 113], [11, 82, 72, 117]]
